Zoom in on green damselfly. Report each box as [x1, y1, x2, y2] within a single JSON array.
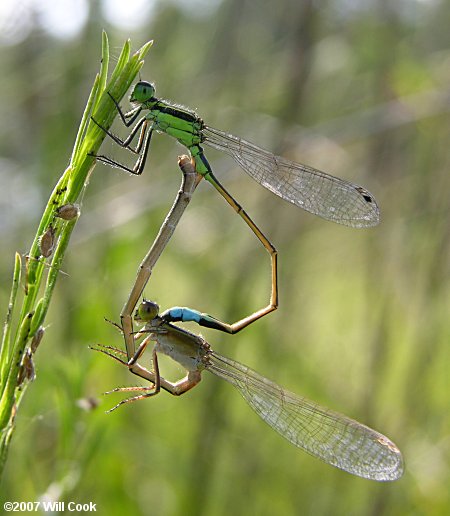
[[93, 300, 403, 482], [93, 81, 379, 228]]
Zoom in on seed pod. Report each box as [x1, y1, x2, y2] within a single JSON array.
[[17, 349, 36, 386], [55, 203, 80, 221], [39, 225, 56, 258], [30, 326, 45, 353]]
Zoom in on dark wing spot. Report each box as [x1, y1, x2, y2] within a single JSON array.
[[356, 186, 373, 204]]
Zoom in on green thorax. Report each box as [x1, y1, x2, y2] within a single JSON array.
[[140, 97, 211, 176], [143, 98, 205, 148]]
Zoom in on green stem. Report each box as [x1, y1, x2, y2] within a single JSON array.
[[0, 32, 153, 477]]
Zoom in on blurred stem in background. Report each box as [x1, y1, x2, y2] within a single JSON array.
[[0, 32, 152, 478]]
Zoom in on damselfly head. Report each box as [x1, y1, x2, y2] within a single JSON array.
[[135, 299, 160, 323], [130, 81, 156, 103]]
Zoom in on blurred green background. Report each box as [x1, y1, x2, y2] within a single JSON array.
[[1, 0, 449, 514]]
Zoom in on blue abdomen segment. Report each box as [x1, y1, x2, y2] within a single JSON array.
[[164, 307, 202, 323], [161, 306, 229, 332]]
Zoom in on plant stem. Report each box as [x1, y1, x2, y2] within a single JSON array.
[[0, 32, 153, 477]]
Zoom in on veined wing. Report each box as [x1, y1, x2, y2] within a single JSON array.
[[203, 126, 380, 228], [207, 352, 403, 481]]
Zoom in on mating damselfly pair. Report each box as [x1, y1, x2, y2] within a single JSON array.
[[91, 80, 380, 341], [90, 82, 402, 481]]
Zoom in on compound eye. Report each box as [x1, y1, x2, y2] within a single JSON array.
[[135, 300, 160, 322], [131, 81, 155, 102]]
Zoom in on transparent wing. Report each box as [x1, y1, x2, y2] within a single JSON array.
[[203, 126, 379, 228], [207, 352, 403, 481]]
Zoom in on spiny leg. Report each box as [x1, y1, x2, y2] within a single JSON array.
[[89, 88, 156, 174], [107, 92, 142, 127], [90, 116, 153, 175], [105, 345, 161, 412], [91, 342, 202, 411], [91, 339, 159, 411], [91, 113, 147, 152]]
